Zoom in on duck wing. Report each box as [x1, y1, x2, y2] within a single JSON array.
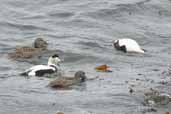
[[48, 77, 74, 88], [21, 65, 56, 76]]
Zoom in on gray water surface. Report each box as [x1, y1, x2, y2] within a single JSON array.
[[0, 0, 171, 114]]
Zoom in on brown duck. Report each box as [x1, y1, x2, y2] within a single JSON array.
[[48, 71, 87, 88], [8, 37, 48, 59]]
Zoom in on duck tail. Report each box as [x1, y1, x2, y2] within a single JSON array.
[[135, 48, 145, 53], [142, 48, 147, 52], [139, 49, 145, 53]]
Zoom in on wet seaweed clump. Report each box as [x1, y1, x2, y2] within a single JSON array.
[[165, 112, 170, 114], [57, 112, 64, 114], [95, 64, 112, 72], [143, 88, 171, 106]]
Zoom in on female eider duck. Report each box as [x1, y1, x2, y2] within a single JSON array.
[[8, 37, 48, 59], [113, 38, 145, 53], [20, 54, 61, 77], [48, 71, 87, 88]]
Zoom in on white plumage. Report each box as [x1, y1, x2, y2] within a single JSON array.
[[26, 65, 57, 76], [21, 54, 61, 77], [113, 38, 145, 53]]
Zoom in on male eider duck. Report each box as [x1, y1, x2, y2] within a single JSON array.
[[113, 38, 145, 53], [8, 37, 48, 59], [48, 71, 87, 88], [20, 54, 61, 77]]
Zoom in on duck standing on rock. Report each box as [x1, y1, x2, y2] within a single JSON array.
[[8, 37, 48, 59], [20, 54, 62, 77], [48, 71, 87, 88], [113, 38, 145, 53]]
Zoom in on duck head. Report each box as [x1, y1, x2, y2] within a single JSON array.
[[48, 54, 61, 66], [34, 38, 48, 50], [113, 40, 120, 49], [74, 71, 87, 82]]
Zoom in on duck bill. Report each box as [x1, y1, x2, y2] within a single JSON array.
[[57, 57, 64, 62]]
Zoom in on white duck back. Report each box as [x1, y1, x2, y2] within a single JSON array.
[[119, 39, 144, 53], [27, 65, 57, 76]]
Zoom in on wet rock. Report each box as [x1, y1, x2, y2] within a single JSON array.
[[130, 84, 136, 87], [162, 66, 171, 76], [142, 108, 157, 113], [136, 78, 140, 81], [52, 103, 56, 106], [125, 81, 129, 83], [152, 69, 160, 71], [138, 73, 143, 75], [129, 88, 134, 94], [158, 81, 168, 85], [143, 89, 171, 106]]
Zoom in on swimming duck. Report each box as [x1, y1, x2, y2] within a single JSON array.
[[20, 54, 61, 77], [113, 38, 145, 53], [8, 37, 48, 59], [48, 71, 87, 88]]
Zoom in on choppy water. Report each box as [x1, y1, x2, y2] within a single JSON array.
[[0, 0, 171, 114]]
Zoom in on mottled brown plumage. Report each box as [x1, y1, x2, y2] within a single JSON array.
[[48, 71, 87, 88], [8, 37, 47, 59], [34, 38, 47, 49]]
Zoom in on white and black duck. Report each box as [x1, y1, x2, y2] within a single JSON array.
[[20, 54, 61, 77], [113, 38, 145, 53]]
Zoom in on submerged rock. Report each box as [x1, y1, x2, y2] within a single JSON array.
[[162, 65, 171, 76], [141, 108, 157, 113], [129, 88, 134, 94], [143, 89, 171, 106]]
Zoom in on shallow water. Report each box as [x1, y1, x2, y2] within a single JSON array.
[[0, 0, 171, 114]]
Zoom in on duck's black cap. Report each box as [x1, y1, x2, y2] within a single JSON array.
[[52, 54, 59, 58]]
